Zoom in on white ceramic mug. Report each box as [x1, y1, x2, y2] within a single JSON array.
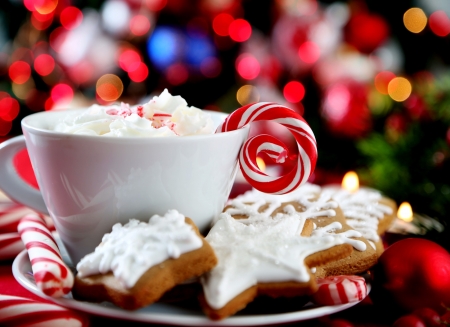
[[0, 109, 248, 264]]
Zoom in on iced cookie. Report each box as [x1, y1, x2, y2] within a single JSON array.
[[72, 210, 217, 310], [199, 206, 366, 320], [321, 185, 397, 256], [225, 185, 378, 277]]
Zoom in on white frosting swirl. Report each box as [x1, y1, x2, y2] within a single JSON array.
[[54, 89, 214, 137], [76, 209, 203, 288]]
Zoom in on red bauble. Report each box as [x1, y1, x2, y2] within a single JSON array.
[[345, 12, 389, 53], [376, 238, 450, 314], [321, 80, 372, 139]]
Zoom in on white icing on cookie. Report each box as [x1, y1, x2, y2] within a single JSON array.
[[202, 212, 362, 310], [321, 185, 393, 245], [76, 209, 203, 288]]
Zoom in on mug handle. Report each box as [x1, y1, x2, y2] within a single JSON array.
[[0, 136, 48, 214]]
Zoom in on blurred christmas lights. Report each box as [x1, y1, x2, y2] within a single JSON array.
[[60, 6, 83, 30], [9, 61, 31, 84], [130, 15, 151, 36], [96, 74, 123, 102], [229, 19, 251, 42], [34, 54, 55, 76], [403, 8, 427, 33], [429, 11, 450, 37], [128, 62, 149, 82], [236, 85, 260, 105], [166, 63, 188, 85], [388, 77, 412, 102], [51, 83, 74, 106], [298, 41, 320, 64], [374, 71, 396, 94], [283, 81, 305, 103], [236, 53, 260, 80], [213, 13, 234, 36]]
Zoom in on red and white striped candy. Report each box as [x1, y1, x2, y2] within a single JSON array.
[[0, 232, 24, 261], [0, 202, 55, 234], [18, 214, 74, 297], [312, 275, 367, 306], [216, 102, 317, 194], [0, 294, 88, 327]]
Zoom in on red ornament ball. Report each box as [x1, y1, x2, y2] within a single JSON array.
[[392, 315, 426, 327], [376, 238, 450, 314]]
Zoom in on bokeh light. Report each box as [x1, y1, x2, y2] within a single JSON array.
[[119, 49, 141, 72], [130, 15, 151, 36], [31, 12, 53, 30], [186, 34, 215, 66], [388, 77, 412, 102], [229, 19, 252, 42], [34, 54, 55, 76], [145, 0, 167, 11], [283, 81, 305, 103], [166, 63, 188, 85], [236, 85, 260, 106], [51, 83, 74, 105], [9, 61, 31, 84], [34, 0, 58, 15], [147, 26, 182, 69], [60, 6, 83, 30], [403, 8, 427, 33], [374, 71, 396, 94], [0, 97, 20, 122], [128, 62, 149, 82], [429, 11, 450, 37], [213, 13, 234, 36], [236, 54, 260, 80], [298, 41, 320, 64], [200, 57, 222, 78], [101, 0, 131, 35], [96, 74, 124, 102]]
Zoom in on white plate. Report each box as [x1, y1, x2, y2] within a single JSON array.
[[12, 249, 369, 326]]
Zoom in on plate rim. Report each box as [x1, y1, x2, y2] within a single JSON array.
[[12, 249, 369, 326]]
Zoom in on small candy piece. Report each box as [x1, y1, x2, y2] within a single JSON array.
[[0, 232, 24, 261], [18, 214, 74, 297], [312, 275, 367, 306], [216, 102, 317, 194], [0, 294, 88, 327]]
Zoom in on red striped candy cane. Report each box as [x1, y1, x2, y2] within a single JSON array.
[[311, 275, 367, 306], [0, 294, 88, 327], [0, 233, 24, 261], [0, 202, 55, 234], [216, 102, 317, 194], [18, 214, 74, 297]]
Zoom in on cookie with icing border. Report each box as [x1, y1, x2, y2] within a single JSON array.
[[321, 185, 397, 256], [225, 186, 378, 276], [72, 211, 217, 310], [199, 207, 362, 320]]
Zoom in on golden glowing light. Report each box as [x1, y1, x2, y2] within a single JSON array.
[[236, 85, 260, 106], [403, 8, 427, 33], [35, 0, 59, 15], [388, 77, 412, 102], [397, 202, 413, 222], [256, 157, 266, 172], [342, 171, 359, 193], [96, 74, 124, 102]]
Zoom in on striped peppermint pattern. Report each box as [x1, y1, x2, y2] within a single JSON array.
[[312, 275, 367, 306], [0, 202, 55, 234], [0, 294, 88, 327], [217, 102, 317, 194], [17, 214, 74, 297], [0, 233, 24, 261]]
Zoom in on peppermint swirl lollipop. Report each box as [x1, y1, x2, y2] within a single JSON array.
[[216, 102, 317, 194]]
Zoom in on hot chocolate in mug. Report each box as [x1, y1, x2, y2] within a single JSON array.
[[0, 109, 248, 264]]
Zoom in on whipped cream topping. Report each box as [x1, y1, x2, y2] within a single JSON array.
[[76, 209, 203, 288], [202, 212, 364, 309], [54, 89, 214, 137]]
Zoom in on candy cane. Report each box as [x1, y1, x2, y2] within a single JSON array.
[[0, 233, 24, 261], [217, 102, 317, 194], [0, 294, 88, 327], [17, 214, 74, 297], [0, 203, 55, 234], [311, 275, 367, 306]]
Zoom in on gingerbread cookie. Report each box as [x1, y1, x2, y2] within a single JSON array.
[[72, 210, 217, 310], [226, 185, 378, 276], [321, 185, 397, 256], [199, 200, 368, 320]]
